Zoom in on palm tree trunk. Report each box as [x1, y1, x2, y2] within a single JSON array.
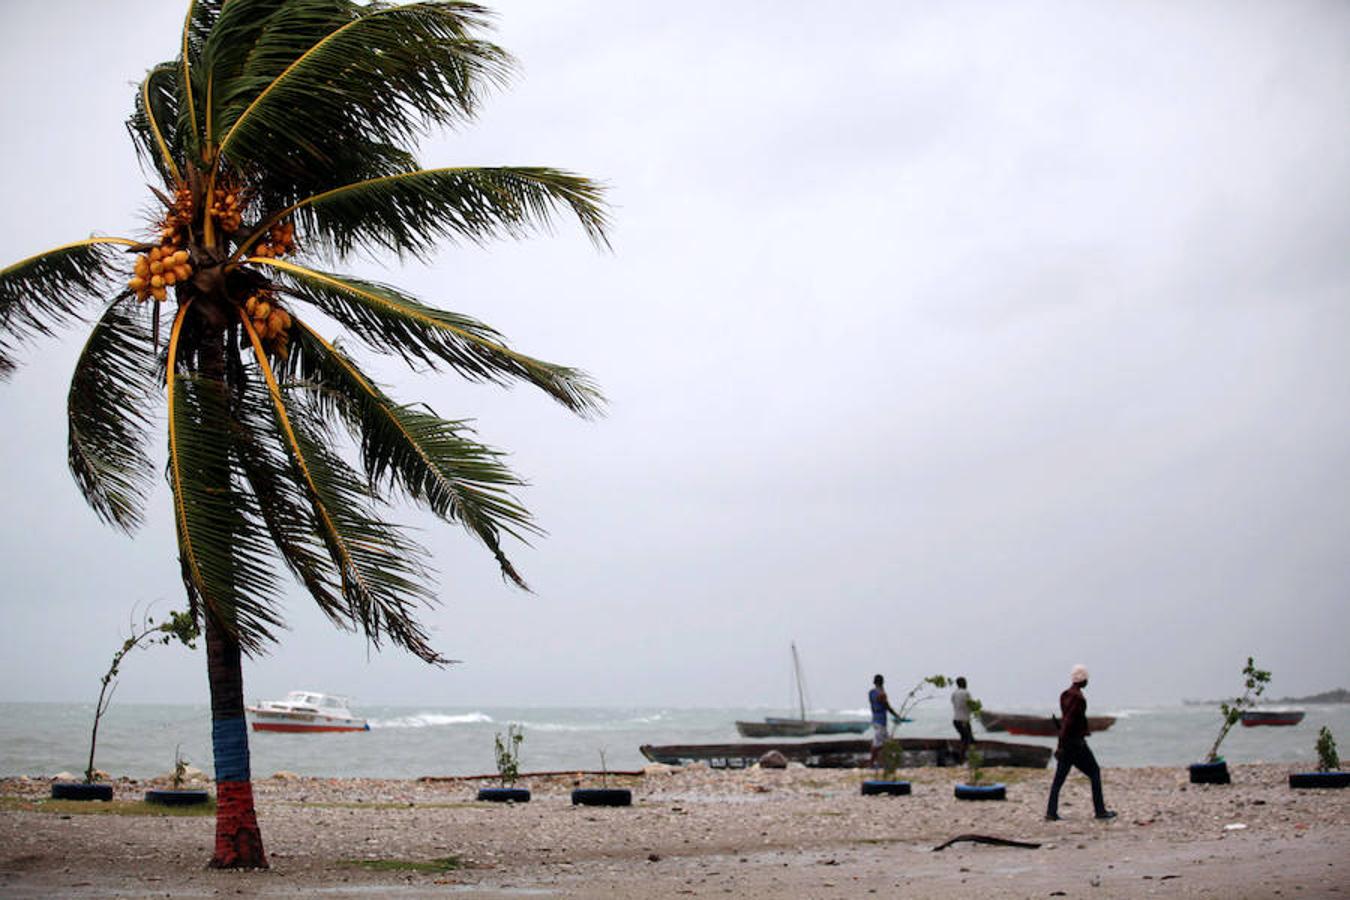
[[205, 609, 267, 868], [199, 324, 268, 869]]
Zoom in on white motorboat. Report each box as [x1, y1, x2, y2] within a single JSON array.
[[246, 691, 369, 733]]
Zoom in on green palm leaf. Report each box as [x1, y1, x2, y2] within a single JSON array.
[[251, 258, 603, 416], [231, 375, 346, 617], [127, 63, 183, 185], [289, 321, 536, 588], [67, 298, 159, 532], [0, 238, 137, 377], [213, 2, 509, 197], [179, 0, 227, 156], [258, 166, 609, 260], [167, 304, 282, 650], [242, 317, 445, 663]]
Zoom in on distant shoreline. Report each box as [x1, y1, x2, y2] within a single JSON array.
[[1182, 687, 1349, 706]]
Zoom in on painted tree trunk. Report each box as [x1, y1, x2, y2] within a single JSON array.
[[205, 608, 267, 868]]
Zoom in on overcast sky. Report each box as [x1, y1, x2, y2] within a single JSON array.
[[0, 1, 1346, 713]]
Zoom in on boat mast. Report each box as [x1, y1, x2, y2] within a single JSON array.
[[791, 642, 807, 722]]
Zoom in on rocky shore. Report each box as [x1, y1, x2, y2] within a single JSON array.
[[1, 762, 1346, 897]]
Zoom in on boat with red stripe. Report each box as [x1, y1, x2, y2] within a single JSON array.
[[246, 691, 369, 733]]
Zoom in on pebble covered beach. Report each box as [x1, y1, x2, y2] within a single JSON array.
[[2, 761, 1347, 897]]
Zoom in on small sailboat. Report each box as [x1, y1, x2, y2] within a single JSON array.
[[735, 643, 870, 738]]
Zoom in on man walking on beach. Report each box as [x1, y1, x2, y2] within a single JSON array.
[[868, 674, 902, 767], [1045, 664, 1116, 821], [951, 677, 975, 763]]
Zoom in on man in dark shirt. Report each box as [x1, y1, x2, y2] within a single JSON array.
[[1045, 664, 1116, 821]]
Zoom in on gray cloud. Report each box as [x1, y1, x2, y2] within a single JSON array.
[[0, 0, 1346, 714]]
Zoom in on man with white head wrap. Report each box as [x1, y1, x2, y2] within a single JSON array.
[[1045, 664, 1116, 821]]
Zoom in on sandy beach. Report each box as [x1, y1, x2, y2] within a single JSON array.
[[1, 762, 1346, 898]]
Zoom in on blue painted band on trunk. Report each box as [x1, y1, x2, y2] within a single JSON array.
[[212, 716, 251, 783]]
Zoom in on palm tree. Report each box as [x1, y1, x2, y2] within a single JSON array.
[[0, 0, 607, 869]]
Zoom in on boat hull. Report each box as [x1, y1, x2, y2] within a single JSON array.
[[1240, 710, 1305, 727], [736, 720, 814, 738], [978, 710, 1116, 737], [641, 737, 1052, 769], [763, 717, 871, 735], [251, 721, 369, 733]]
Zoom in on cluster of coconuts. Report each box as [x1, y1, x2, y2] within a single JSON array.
[[129, 245, 192, 303], [209, 184, 245, 233], [243, 291, 293, 358], [251, 221, 297, 259], [159, 185, 194, 243]]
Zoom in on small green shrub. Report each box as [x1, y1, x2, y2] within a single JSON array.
[[1316, 727, 1340, 772], [965, 749, 985, 786], [1204, 656, 1271, 763], [493, 724, 523, 786]]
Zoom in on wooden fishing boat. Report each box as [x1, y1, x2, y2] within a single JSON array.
[[1240, 708, 1305, 727], [978, 709, 1116, 737], [735, 643, 870, 738], [640, 737, 1052, 770]]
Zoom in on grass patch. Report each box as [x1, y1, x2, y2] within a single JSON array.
[[0, 797, 216, 817], [340, 856, 463, 873], [296, 801, 476, 810]]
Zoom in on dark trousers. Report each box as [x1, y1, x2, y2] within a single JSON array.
[[953, 720, 974, 760], [1046, 739, 1106, 817]]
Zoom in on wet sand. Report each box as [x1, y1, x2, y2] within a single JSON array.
[[1, 761, 1346, 897]]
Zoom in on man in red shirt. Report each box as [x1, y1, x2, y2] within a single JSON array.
[[1045, 664, 1116, 821]]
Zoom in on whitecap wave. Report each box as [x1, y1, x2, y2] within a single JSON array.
[[625, 712, 667, 724], [369, 712, 493, 729]]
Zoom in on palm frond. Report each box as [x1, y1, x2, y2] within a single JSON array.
[[231, 374, 346, 616], [127, 63, 183, 185], [0, 238, 137, 377], [213, 2, 510, 193], [250, 258, 604, 417], [255, 166, 609, 261], [241, 312, 445, 663], [180, 0, 226, 156], [290, 320, 536, 587], [167, 302, 283, 650], [67, 298, 159, 532]]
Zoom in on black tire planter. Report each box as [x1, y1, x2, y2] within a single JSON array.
[[1288, 771, 1350, 790], [861, 780, 911, 797], [144, 789, 210, 806], [954, 783, 1006, 801], [477, 787, 531, 803], [1189, 761, 1231, 785], [571, 788, 632, 807], [51, 782, 113, 802]]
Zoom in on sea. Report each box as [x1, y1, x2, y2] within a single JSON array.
[[2, 702, 1347, 781]]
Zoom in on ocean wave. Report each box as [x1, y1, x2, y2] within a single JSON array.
[[369, 712, 493, 729], [625, 712, 667, 724]]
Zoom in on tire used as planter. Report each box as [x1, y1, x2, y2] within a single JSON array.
[[1288, 771, 1350, 790], [51, 782, 113, 802], [954, 783, 1007, 801], [571, 788, 632, 807], [144, 789, 210, 806], [477, 787, 531, 803], [1189, 761, 1231, 785], [861, 780, 911, 797]]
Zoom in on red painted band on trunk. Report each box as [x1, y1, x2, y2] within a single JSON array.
[[211, 780, 268, 869]]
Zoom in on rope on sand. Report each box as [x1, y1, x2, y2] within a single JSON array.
[[932, 834, 1042, 852]]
